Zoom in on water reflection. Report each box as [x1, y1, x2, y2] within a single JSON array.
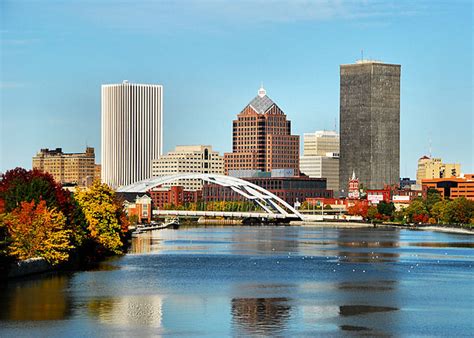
[[0, 274, 71, 321], [339, 305, 398, 316], [337, 280, 396, 292], [130, 234, 162, 254], [231, 297, 291, 336], [410, 242, 474, 248], [1, 226, 472, 337], [336, 229, 400, 263], [88, 296, 163, 328]]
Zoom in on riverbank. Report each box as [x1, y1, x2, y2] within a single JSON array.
[[291, 220, 474, 235]]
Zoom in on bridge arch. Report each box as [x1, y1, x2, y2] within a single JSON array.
[[117, 173, 302, 219]]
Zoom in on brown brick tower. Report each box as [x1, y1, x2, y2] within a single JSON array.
[[224, 86, 299, 175]]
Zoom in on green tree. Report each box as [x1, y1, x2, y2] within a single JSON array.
[[367, 206, 378, 220], [404, 199, 428, 223], [377, 201, 395, 218], [425, 188, 442, 212], [430, 200, 450, 223], [444, 197, 474, 224]]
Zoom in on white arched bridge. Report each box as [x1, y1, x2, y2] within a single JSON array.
[[117, 173, 303, 221]]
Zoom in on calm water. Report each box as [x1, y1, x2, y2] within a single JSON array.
[[1, 225, 473, 337]]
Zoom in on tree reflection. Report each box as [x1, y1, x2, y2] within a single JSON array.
[[231, 297, 291, 336], [0, 274, 71, 320], [87, 295, 163, 328]]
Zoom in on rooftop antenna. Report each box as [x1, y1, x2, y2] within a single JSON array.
[[334, 117, 337, 132], [429, 137, 432, 158], [361, 49, 364, 61]]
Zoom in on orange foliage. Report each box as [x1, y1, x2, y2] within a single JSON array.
[[347, 201, 369, 218], [4, 200, 73, 265]]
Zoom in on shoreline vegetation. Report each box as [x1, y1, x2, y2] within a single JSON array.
[[0, 168, 129, 280]]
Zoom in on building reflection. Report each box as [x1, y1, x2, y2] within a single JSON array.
[[336, 228, 401, 263], [0, 273, 72, 321], [231, 226, 300, 255], [88, 295, 163, 328], [334, 229, 402, 334], [130, 233, 162, 254], [231, 297, 291, 335]]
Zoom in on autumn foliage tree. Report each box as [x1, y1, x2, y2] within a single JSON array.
[[3, 200, 73, 265], [75, 181, 128, 255], [347, 201, 369, 219]]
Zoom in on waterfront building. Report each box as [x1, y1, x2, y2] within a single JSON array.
[[422, 174, 474, 200], [101, 81, 163, 188], [148, 186, 201, 209], [339, 60, 400, 192], [124, 195, 152, 224], [224, 86, 299, 176], [416, 156, 460, 185], [152, 145, 224, 190], [366, 188, 391, 205], [32, 147, 95, 187]]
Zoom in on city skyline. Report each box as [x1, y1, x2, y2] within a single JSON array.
[[1, 1, 472, 177]]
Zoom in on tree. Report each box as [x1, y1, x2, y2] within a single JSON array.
[[0, 168, 86, 248], [425, 188, 442, 212], [377, 201, 395, 218], [347, 201, 369, 219], [3, 200, 72, 265], [430, 200, 450, 224], [367, 206, 378, 220], [75, 181, 128, 255], [404, 199, 429, 223], [445, 197, 474, 224]]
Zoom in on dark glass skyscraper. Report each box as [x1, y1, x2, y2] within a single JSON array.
[[339, 61, 400, 193]]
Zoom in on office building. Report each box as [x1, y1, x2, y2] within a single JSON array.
[[416, 156, 460, 185], [32, 147, 95, 187], [101, 81, 163, 188], [300, 153, 339, 192], [339, 60, 400, 193], [303, 130, 339, 156], [224, 86, 299, 176], [300, 130, 340, 192], [422, 174, 474, 201], [152, 145, 224, 190]]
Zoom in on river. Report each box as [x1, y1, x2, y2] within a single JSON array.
[[1, 225, 473, 337]]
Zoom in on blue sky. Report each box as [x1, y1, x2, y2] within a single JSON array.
[[1, 0, 472, 178]]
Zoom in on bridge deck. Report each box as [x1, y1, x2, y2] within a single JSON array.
[[154, 210, 300, 219]]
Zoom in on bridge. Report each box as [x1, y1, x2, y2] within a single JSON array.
[[117, 173, 303, 221]]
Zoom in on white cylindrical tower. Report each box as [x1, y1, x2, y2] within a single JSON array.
[[101, 81, 163, 188]]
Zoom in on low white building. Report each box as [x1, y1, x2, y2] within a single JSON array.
[[300, 152, 339, 192], [152, 145, 224, 190]]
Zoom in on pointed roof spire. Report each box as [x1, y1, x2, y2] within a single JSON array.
[[352, 170, 356, 180], [258, 82, 266, 98]]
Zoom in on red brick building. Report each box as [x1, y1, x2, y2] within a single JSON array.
[[124, 195, 152, 224], [224, 86, 299, 175], [149, 186, 201, 209]]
